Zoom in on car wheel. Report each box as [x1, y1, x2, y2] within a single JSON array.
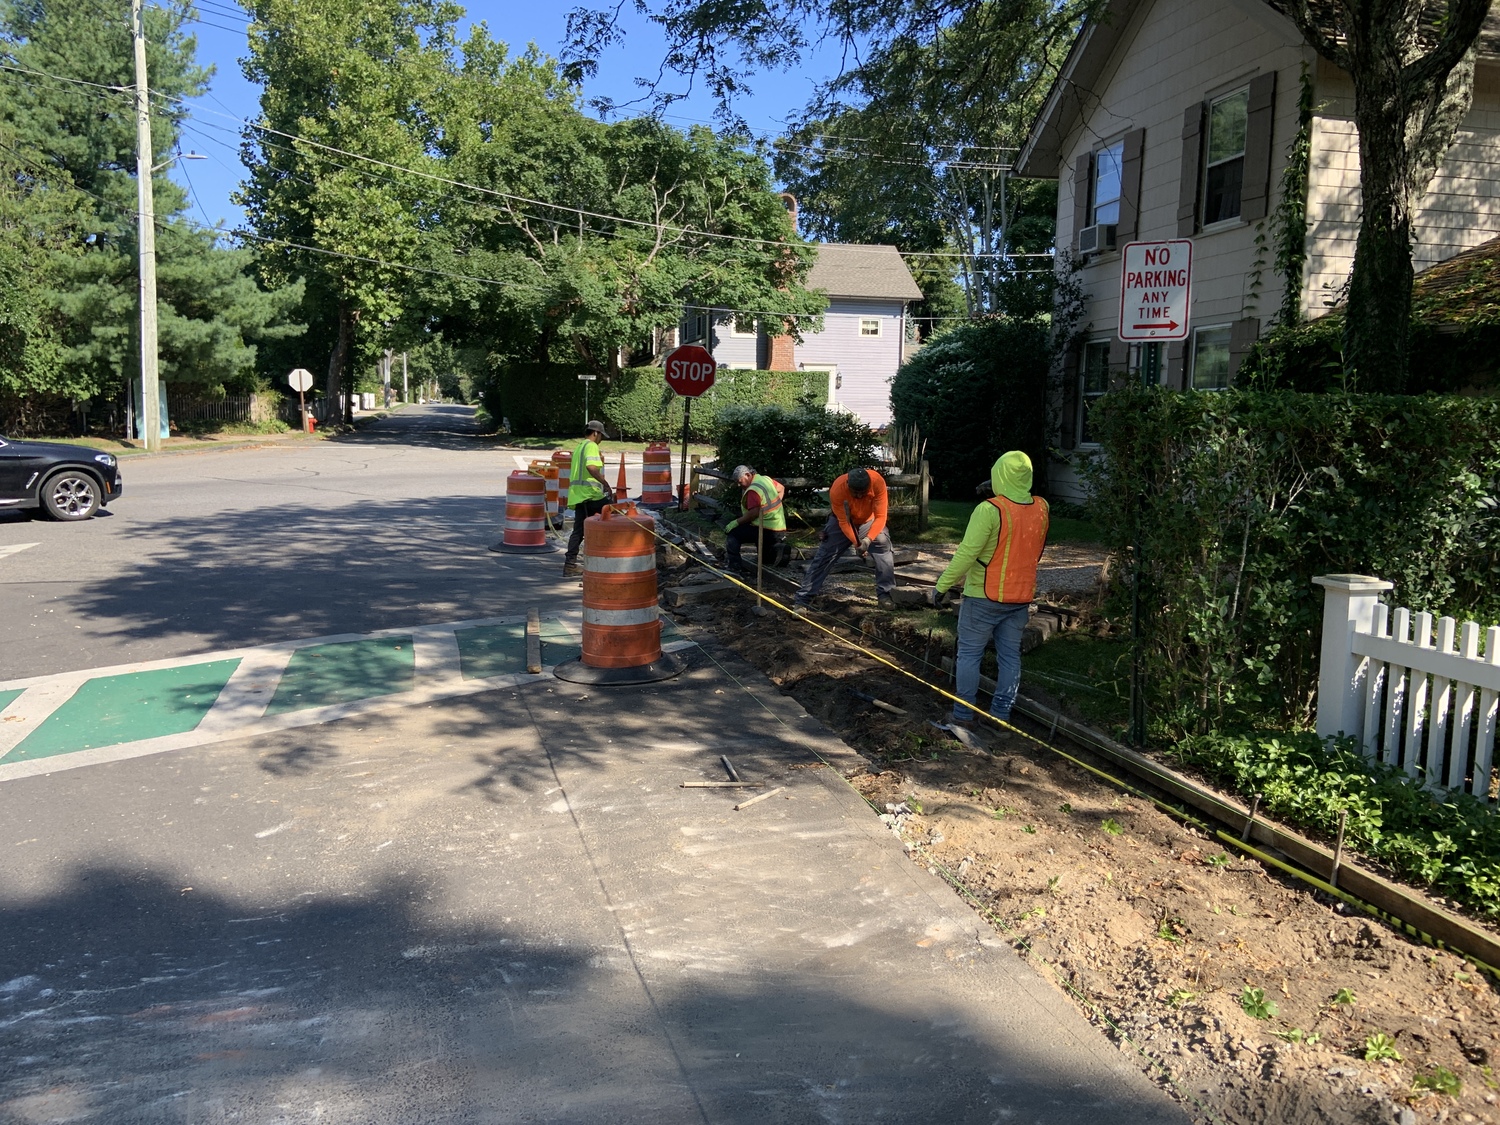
[[41, 471, 101, 521]]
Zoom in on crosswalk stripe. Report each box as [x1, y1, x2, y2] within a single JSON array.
[[0, 542, 39, 561]]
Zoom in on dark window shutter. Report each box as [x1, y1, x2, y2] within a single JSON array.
[[1240, 72, 1277, 222], [1177, 103, 1204, 237], [1118, 128, 1145, 239], [1060, 343, 1082, 449], [1228, 317, 1261, 382], [1166, 340, 1187, 390], [1072, 153, 1092, 252]]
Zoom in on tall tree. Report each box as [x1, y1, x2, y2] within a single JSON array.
[[1277, 0, 1492, 391], [240, 0, 459, 421]]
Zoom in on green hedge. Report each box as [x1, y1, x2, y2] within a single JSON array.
[[713, 403, 879, 508], [890, 317, 1049, 499], [479, 363, 829, 438], [1241, 316, 1500, 395], [1170, 730, 1500, 917], [1085, 389, 1500, 731]]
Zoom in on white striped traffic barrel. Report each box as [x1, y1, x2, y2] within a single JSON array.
[[640, 442, 674, 506], [489, 470, 558, 553], [552, 449, 572, 523], [554, 503, 686, 684], [530, 461, 559, 519]]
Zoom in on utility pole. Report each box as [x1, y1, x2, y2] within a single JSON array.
[[131, 0, 161, 452], [382, 348, 392, 408], [401, 352, 408, 403]]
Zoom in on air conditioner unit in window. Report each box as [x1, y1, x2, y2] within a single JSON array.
[[1078, 223, 1117, 254]]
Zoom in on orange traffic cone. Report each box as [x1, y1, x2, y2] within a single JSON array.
[[616, 452, 628, 498]]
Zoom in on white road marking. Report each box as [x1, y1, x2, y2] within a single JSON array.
[[0, 675, 93, 758], [410, 627, 463, 690], [0, 543, 39, 561], [194, 649, 296, 735]]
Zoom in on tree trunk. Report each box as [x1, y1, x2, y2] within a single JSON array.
[[1343, 81, 1416, 392], [325, 303, 352, 424]]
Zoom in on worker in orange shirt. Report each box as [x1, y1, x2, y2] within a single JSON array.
[[793, 467, 895, 612]]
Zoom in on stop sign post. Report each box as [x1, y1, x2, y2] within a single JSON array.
[[663, 345, 717, 507]]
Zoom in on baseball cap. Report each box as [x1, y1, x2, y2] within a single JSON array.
[[585, 419, 611, 437]]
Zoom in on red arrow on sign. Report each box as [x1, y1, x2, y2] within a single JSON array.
[[1132, 320, 1180, 331]]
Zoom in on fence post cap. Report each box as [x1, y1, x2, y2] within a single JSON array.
[[1312, 574, 1394, 593]]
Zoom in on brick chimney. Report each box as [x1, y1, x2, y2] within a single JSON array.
[[762, 194, 799, 369], [779, 192, 798, 233]]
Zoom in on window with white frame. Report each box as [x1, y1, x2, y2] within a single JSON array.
[[1078, 340, 1111, 444], [1091, 140, 1124, 226], [1190, 326, 1232, 390], [859, 317, 882, 337], [731, 313, 756, 337], [1203, 89, 1249, 225]]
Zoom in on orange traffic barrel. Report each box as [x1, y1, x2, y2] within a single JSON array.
[[554, 503, 687, 685], [640, 441, 673, 506], [489, 470, 559, 554], [551, 449, 572, 524], [529, 460, 559, 519]]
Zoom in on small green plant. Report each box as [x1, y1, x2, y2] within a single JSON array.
[[1273, 1028, 1320, 1044], [1331, 987, 1357, 1008], [908, 798, 924, 815], [1022, 824, 1037, 834], [1046, 875, 1062, 896], [1059, 802, 1073, 813], [1019, 906, 1046, 921], [1240, 986, 1278, 1020], [1206, 853, 1230, 869], [1168, 988, 1198, 1008], [1101, 818, 1123, 836], [1481, 1064, 1499, 1090], [1157, 916, 1185, 943], [992, 805, 1014, 820], [1412, 1065, 1462, 1097], [1363, 1033, 1402, 1062]]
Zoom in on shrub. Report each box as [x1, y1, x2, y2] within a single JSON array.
[[890, 317, 1049, 499], [1085, 389, 1500, 730], [713, 402, 879, 505], [1169, 729, 1500, 918], [479, 361, 588, 434]]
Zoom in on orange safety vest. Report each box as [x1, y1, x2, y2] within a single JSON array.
[[981, 495, 1050, 603]]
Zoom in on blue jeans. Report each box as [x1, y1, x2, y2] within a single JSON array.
[[795, 516, 894, 603], [950, 596, 1030, 723]]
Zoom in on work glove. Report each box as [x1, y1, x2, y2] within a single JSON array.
[[857, 536, 871, 555], [725, 518, 739, 533], [924, 587, 943, 607]]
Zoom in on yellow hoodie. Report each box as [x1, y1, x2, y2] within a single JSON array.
[[935, 452, 1049, 600]]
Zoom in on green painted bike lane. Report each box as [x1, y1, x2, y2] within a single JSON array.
[[0, 616, 679, 768]]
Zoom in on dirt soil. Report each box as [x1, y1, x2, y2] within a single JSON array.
[[666, 575, 1500, 1125]]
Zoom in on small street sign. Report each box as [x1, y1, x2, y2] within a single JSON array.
[[577, 372, 598, 381], [1118, 240, 1192, 341], [663, 344, 717, 398], [287, 368, 314, 392]]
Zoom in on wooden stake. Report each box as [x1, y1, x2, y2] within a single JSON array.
[[681, 781, 762, 789], [734, 786, 786, 811], [525, 607, 542, 674]]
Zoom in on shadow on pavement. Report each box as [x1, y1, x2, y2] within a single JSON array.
[[0, 862, 1172, 1124]]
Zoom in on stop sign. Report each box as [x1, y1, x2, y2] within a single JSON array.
[[663, 345, 717, 398]]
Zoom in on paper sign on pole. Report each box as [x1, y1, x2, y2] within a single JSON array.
[[1118, 240, 1192, 341]]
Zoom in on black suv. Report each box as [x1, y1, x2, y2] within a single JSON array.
[[0, 436, 123, 520]]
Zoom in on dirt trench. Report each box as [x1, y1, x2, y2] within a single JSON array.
[[665, 578, 1500, 1125]]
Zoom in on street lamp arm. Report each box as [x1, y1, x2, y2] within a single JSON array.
[[149, 151, 206, 174]]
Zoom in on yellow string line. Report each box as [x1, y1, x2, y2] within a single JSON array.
[[611, 508, 1229, 1120]]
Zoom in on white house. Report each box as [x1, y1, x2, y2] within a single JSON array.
[[1015, 0, 1500, 496], [678, 243, 923, 429]]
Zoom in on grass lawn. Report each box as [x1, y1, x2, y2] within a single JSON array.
[[906, 499, 1103, 546], [1021, 632, 1129, 731]]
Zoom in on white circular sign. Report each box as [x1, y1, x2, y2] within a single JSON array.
[[287, 368, 314, 392]]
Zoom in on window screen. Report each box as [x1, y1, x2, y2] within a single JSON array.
[[1092, 141, 1124, 226], [1079, 340, 1111, 443], [1191, 326, 1232, 390]]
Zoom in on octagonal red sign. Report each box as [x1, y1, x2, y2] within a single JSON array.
[[663, 345, 717, 398]]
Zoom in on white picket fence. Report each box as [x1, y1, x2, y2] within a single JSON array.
[[1316, 575, 1500, 801]]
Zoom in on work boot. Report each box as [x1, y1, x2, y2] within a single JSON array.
[[562, 560, 583, 578], [876, 594, 896, 610], [792, 601, 810, 616]]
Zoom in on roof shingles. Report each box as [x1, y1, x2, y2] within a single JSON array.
[[805, 243, 924, 301]]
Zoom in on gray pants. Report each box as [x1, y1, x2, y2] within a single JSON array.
[[796, 515, 894, 604]]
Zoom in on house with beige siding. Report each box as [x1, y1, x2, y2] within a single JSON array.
[[677, 243, 923, 429], [1015, 0, 1500, 497]]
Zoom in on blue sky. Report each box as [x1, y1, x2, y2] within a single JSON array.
[[169, 2, 851, 230]]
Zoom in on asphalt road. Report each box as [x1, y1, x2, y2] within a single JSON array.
[[0, 406, 1186, 1124], [0, 406, 535, 680]]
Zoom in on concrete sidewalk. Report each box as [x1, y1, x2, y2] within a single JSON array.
[[0, 619, 1185, 1124]]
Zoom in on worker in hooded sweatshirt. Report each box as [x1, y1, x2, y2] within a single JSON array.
[[929, 451, 1049, 731]]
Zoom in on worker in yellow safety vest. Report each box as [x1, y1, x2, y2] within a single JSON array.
[[562, 420, 616, 577], [929, 450, 1049, 731], [724, 464, 789, 576]]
